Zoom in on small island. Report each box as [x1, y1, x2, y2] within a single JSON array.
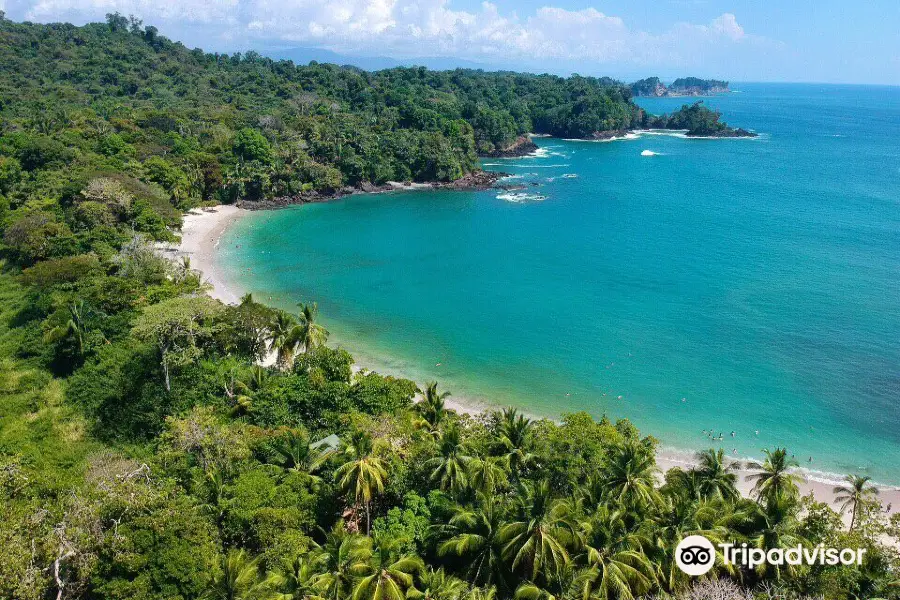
[[631, 76, 730, 97], [642, 101, 757, 137]]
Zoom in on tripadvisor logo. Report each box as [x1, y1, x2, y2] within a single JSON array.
[[675, 535, 716, 576], [675, 535, 867, 576]]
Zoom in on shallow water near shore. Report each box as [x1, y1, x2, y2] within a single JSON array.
[[219, 83, 900, 484]]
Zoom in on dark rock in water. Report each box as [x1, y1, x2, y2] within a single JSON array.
[[444, 170, 507, 190], [481, 136, 539, 158], [589, 129, 629, 140], [686, 127, 758, 138]]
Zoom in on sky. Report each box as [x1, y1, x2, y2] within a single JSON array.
[[2, 0, 899, 84]]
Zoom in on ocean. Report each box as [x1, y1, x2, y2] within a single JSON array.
[[218, 83, 900, 484]]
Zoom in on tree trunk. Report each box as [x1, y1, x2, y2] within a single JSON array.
[[366, 501, 371, 535]]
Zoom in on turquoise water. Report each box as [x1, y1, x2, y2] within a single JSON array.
[[219, 83, 900, 483]]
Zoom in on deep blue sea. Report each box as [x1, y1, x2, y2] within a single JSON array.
[[219, 83, 900, 483]]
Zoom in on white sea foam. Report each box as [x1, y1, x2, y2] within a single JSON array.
[[641, 150, 659, 157], [502, 163, 570, 168], [496, 191, 547, 203], [561, 173, 578, 178]]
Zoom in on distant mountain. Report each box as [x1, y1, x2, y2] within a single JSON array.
[[265, 47, 494, 72], [631, 77, 729, 97]]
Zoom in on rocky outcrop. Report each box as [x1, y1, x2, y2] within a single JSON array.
[[588, 129, 630, 140], [481, 136, 539, 158]]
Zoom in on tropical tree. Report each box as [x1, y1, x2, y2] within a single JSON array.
[[745, 448, 802, 503], [267, 310, 302, 370], [311, 522, 373, 600], [499, 480, 576, 585], [352, 534, 423, 600], [652, 498, 745, 592], [131, 294, 224, 391], [425, 425, 473, 494], [749, 494, 808, 580], [438, 494, 510, 590], [417, 381, 451, 433], [468, 456, 508, 495], [205, 548, 279, 600], [833, 474, 879, 532], [598, 441, 661, 511], [335, 430, 389, 533], [272, 429, 336, 481], [44, 300, 95, 358], [408, 567, 468, 600], [273, 552, 327, 600], [573, 506, 655, 600], [497, 407, 536, 475], [296, 302, 329, 353], [695, 448, 740, 502]]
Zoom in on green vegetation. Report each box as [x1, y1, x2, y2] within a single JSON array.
[[669, 78, 730, 93], [643, 102, 757, 137], [630, 78, 729, 98], [0, 12, 889, 600]]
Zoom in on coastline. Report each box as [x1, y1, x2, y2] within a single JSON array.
[[175, 204, 900, 521]]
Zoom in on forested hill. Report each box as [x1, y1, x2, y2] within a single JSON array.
[[0, 13, 639, 202]]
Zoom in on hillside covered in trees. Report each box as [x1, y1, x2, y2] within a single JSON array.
[[0, 13, 874, 600]]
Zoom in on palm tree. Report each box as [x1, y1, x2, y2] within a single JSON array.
[[662, 468, 705, 504], [311, 522, 372, 600], [652, 497, 745, 593], [352, 534, 423, 600], [599, 441, 661, 511], [273, 552, 327, 600], [497, 408, 536, 475], [694, 448, 740, 502], [268, 310, 303, 370], [45, 300, 99, 357], [206, 548, 279, 600], [297, 302, 329, 353], [463, 586, 497, 600], [749, 493, 808, 580], [833, 474, 879, 532], [408, 568, 468, 600], [468, 456, 508, 495], [745, 448, 802, 503], [272, 430, 336, 482], [499, 480, 576, 585], [573, 506, 655, 600], [438, 494, 510, 590], [425, 425, 473, 494], [417, 382, 451, 433], [335, 431, 389, 533]]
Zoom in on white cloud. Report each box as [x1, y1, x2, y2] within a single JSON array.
[[20, 0, 762, 69], [710, 13, 745, 41]]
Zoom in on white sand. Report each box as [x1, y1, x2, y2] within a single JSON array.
[[166, 205, 247, 305], [175, 205, 900, 521]]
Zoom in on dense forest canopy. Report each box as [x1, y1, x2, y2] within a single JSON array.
[[0, 13, 874, 600], [0, 12, 642, 204]]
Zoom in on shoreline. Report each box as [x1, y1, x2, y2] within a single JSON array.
[[174, 205, 900, 521]]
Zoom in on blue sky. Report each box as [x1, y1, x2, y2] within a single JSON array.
[[2, 0, 898, 84]]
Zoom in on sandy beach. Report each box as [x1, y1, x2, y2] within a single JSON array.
[[175, 206, 900, 523], [164, 205, 248, 305]]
